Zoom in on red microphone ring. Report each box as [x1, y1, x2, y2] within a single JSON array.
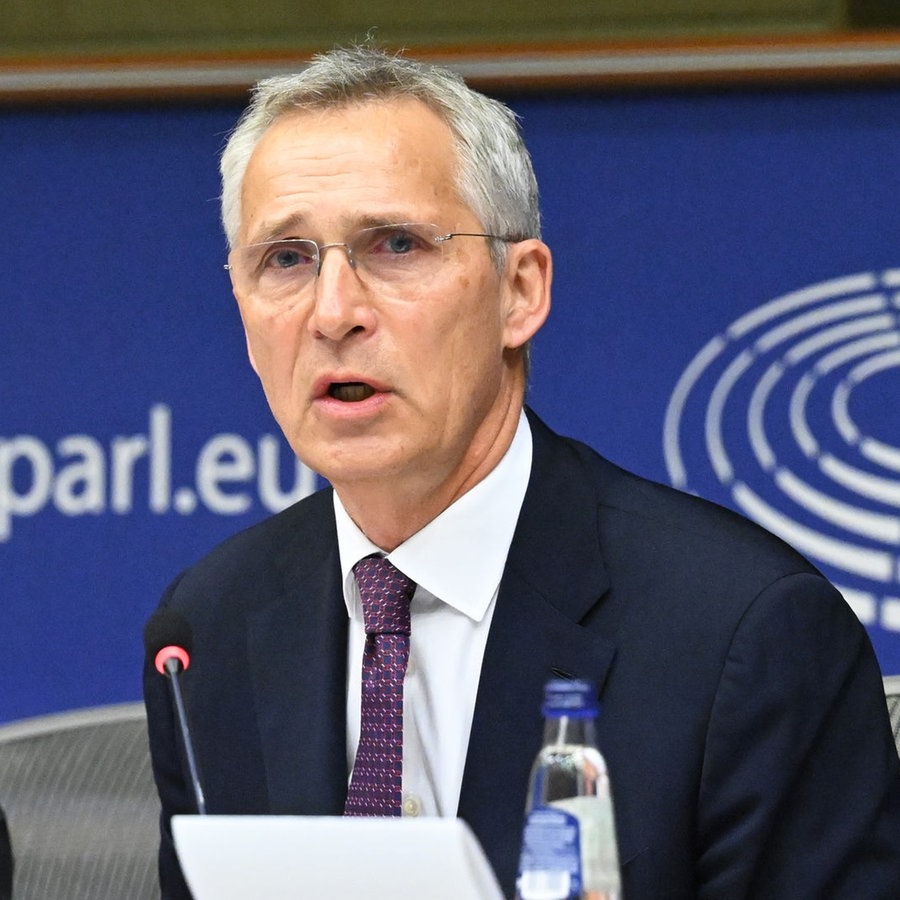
[[155, 645, 191, 675]]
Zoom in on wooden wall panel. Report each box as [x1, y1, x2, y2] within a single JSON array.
[[3, 1, 847, 60]]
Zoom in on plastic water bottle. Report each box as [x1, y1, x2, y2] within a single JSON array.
[[515, 679, 621, 900]]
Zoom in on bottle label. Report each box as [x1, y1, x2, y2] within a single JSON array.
[[551, 796, 621, 895], [516, 806, 583, 900]]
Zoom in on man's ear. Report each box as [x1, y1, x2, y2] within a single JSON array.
[[501, 239, 552, 350]]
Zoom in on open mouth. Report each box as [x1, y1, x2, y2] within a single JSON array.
[[328, 382, 376, 402]]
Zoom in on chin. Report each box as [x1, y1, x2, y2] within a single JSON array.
[[303, 448, 400, 486]]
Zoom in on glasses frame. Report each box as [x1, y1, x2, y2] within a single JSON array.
[[223, 223, 518, 293]]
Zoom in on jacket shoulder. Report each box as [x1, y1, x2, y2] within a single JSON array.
[[526, 409, 823, 593], [158, 486, 335, 618]]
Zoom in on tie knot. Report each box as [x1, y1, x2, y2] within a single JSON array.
[[353, 556, 415, 636]]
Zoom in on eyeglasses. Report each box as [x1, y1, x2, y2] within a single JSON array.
[[225, 222, 513, 302]]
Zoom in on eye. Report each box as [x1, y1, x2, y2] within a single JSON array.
[[366, 225, 435, 257], [260, 240, 317, 271]]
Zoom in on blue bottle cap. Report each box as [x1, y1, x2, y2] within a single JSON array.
[[542, 678, 599, 718]]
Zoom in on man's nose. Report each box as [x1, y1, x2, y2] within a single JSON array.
[[307, 244, 374, 341]]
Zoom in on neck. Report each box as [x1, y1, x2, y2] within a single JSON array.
[[336, 396, 525, 552]]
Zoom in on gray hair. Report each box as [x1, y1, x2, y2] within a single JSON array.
[[219, 45, 541, 257]]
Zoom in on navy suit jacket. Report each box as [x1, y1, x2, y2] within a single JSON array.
[[144, 410, 900, 898]]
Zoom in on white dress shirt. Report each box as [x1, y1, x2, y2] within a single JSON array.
[[335, 412, 532, 818]]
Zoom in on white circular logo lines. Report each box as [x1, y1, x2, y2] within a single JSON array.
[[664, 270, 900, 632]]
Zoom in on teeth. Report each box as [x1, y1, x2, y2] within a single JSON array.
[[330, 382, 375, 402]]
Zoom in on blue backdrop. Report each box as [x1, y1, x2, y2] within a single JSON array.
[[4, 84, 900, 722]]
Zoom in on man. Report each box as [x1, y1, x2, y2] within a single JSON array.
[[144, 46, 900, 898]]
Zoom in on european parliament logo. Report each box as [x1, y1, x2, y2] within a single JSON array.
[[0, 404, 316, 542], [664, 270, 900, 634]]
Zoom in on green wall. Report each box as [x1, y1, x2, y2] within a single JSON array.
[[7, 0, 896, 61]]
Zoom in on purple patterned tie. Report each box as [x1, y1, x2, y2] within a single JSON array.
[[344, 556, 416, 817]]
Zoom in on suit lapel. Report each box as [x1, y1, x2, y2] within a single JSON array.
[[459, 411, 618, 892], [245, 493, 350, 815]]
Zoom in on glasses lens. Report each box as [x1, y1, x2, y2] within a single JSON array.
[[230, 239, 319, 299], [351, 224, 443, 285]]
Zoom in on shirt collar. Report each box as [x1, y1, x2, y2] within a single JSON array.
[[335, 411, 533, 622]]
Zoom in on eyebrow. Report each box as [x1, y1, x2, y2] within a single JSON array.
[[247, 213, 431, 245], [249, 213, 309, 246]]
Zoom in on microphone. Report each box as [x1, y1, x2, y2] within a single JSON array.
[[144, 609, 207, 815]]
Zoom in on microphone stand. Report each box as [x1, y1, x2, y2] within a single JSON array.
[[164, 656, 207, 815]]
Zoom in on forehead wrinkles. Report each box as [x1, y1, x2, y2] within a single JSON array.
[[239, 102, 468, 241], [242, 136, 381, 220]]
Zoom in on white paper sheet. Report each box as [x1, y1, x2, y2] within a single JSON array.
[[172, 814, 506, 899]]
